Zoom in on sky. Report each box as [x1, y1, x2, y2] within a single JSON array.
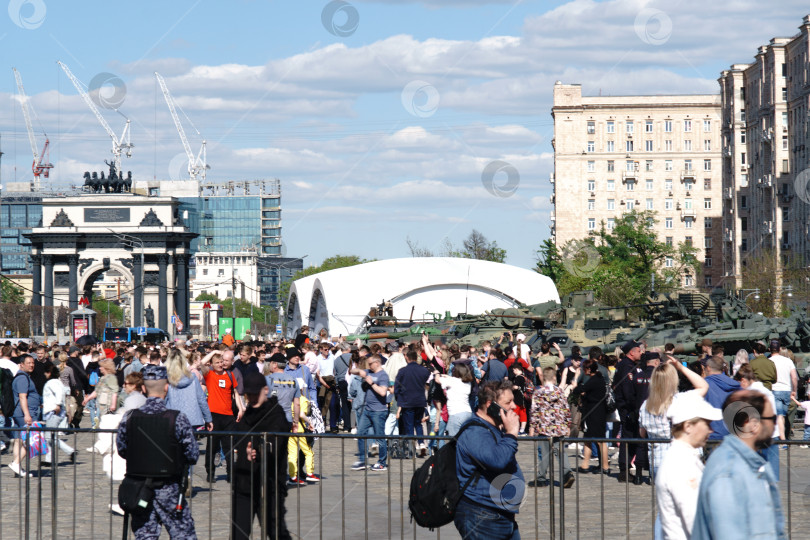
[[1, 0, 809, 270]]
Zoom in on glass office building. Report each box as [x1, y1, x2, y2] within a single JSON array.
[[0, 194, 42, 275], [258, 256, 304, 307]]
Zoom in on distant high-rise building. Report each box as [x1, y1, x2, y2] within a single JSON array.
[[551, 83, 723, 289]]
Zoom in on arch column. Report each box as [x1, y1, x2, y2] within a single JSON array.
[[68, 254, 79, 310], [176, 254, 189, 330], [31, 255, 41, 335], [158, 254, 168, 331], [133, 257, 142, 327], [43, 254, 54, 334]]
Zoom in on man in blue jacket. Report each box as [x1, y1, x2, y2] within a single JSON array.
[[692, 390, 786, 539], [455, 380, 524, 540], [703, 356, 740, 440]]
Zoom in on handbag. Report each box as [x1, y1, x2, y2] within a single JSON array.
[[20, 422, 50, 459], [118, 476, 156, 515]]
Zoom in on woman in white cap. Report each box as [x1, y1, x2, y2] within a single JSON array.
[[655, 392, 722, 540]]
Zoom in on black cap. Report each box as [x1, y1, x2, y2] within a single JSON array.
[[286, 348, 301, 361], [769, 339, 781, 351], [243, 371, 268, 394], [269, 352, 287, 365], [621, 340, 641, 355], [642, 352, 660, 363]]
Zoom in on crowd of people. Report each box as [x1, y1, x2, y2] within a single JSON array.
[[0, 327, 805, 539]]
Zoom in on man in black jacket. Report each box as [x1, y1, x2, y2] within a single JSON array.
[[613, 340, 642, 483], [231, 371, 292, 540], [66, 346, 89, 428]]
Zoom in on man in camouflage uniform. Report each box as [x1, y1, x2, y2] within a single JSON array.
[[116, 364, 199, 539]]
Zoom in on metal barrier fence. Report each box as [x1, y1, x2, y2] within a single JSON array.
[[1, 426, 808, 539]]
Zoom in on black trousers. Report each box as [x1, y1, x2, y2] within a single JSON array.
[[231, 481, 291, 540], [617, 410, 649, 473], [337, 379, 352, 431], [206, 412, 237, 478]]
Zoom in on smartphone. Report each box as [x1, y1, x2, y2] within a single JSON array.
[[487, 402, 506, 427]]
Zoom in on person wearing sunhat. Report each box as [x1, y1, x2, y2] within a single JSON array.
[[116, 364, 199, 538], [656, 391, 721, 540]]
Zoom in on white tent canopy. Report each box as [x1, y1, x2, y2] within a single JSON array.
[[285, 257, 560, 337]]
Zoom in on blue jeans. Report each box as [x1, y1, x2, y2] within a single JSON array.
[[773, 391, 790, 416], [86, 398, 99, 427], [356, 409, 387, 466], [454, 497, 520, 540], [400, 407, 425, 445], [803, 426, 810, 441], [759, 441, 780, 481]]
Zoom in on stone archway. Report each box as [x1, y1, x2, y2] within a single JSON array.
[[25, 194, 197, 335], [79, 262, 135, 326]]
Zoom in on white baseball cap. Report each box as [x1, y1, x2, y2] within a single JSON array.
[[667, 392, 722, 425], [516, 333, 526, 342]]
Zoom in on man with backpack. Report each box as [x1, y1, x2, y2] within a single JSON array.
[[454, 380, 524, 539]]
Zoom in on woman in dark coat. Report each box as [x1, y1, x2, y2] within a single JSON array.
[[576, 359, 609, 474]]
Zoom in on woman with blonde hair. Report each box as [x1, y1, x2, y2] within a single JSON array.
[[639, 360, 708, 476], [165, 348, 213, 430], [732, 348, 749, 376]]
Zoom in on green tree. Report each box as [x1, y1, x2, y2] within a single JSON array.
[[92, 296, 125, 334], [538, 210, 699, 306], [195, 292, 220, 302], [0, 277, 25, 304], [452, 229, 507, 263]]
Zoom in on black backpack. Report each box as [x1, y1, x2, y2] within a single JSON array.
[[0, 368, 15, 417], [408, 419, 496, 529]]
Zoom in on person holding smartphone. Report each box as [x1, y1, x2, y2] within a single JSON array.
[[454, 380, 524, 539]]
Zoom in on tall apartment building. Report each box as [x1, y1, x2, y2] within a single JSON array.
[[551, 83, 723, 288], [719, 15, 810, 286]]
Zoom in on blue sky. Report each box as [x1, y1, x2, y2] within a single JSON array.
[[1, 0, 809, 269]]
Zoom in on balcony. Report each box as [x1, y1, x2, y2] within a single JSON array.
[[762, 221, 773, 234], [680, 209, 696, 220], [724, 230, 734, 242], [549, 172, 555, 184], [724, 187, 733, 199], [723, 147, 732, 157], [680, 169, 696, 180], [621, 170, 639, 182]]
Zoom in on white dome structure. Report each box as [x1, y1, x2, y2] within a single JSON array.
[[285, 257, 560, 337]]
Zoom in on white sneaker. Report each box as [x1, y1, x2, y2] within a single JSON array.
[[369, 443, 379, 457], [109, 503, 124, 516], [800, 445, 809, 449], [566, 443, 583, 451], [350, 428, 357, 435], [86, 447, 98, 453], [8, 462, 32, 477]]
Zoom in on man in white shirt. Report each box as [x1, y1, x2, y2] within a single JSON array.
[[0, 346, 19, 376], [656, 392, 722, 540], [767, 339, 797, 442]]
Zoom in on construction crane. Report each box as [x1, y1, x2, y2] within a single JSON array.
[[57, 61, 133, 173], [155, 72, 208, 181], [12, 68, 53, 190]]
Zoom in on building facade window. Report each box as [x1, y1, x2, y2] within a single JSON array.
[[704, 178, 711, 190], [684, 140, 692, 151], [703, 159, 711, 171], [607, 160, 615, 172], [665, 257, 673, 268], [607, 218, 615, 230], [685, 217, 693, 229], [607, 179, 615, 191], [607, 121, 615, 133], [587, 121, 595, 134], [587, 141, 595, 152], [684, 119, 692, 132], [625, 199, 635, 210], [645, 160, 653, 171], [665, 198, 673, 210], [664, 120, 672, 132], [587, 160, 595, 172], [665, 217, 673, 229], [665, 160, 673, 171], [588, 218, 595, 230], [646, 198, 653, 210], [704, 198, 712, 209], [665, 179, 673, 191], [645, 140, 653, 152], [705, 257, 712, 268], [665, 140, 673, 151], [588, 199, 595, 210], [645, 120, 653, 133], [704, 140, 711, 151], [665, 236, 673, 246], [607, 199, 615, 210], [646, 179, 653, 190], [705, 276, 713, 287], [587, 179, 595, 191], [607, 141, 615, 152], [626, 180, 635, 191], [626, 140, 634, 152], [626, 121, 634, 134], [703, 119, 711, 132], [705, 237, 713, 248], [704, 217, 712, 228]]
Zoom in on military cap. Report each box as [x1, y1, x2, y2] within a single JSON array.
[[621, 340, 641, 355], [142, 364, 168, 381]]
